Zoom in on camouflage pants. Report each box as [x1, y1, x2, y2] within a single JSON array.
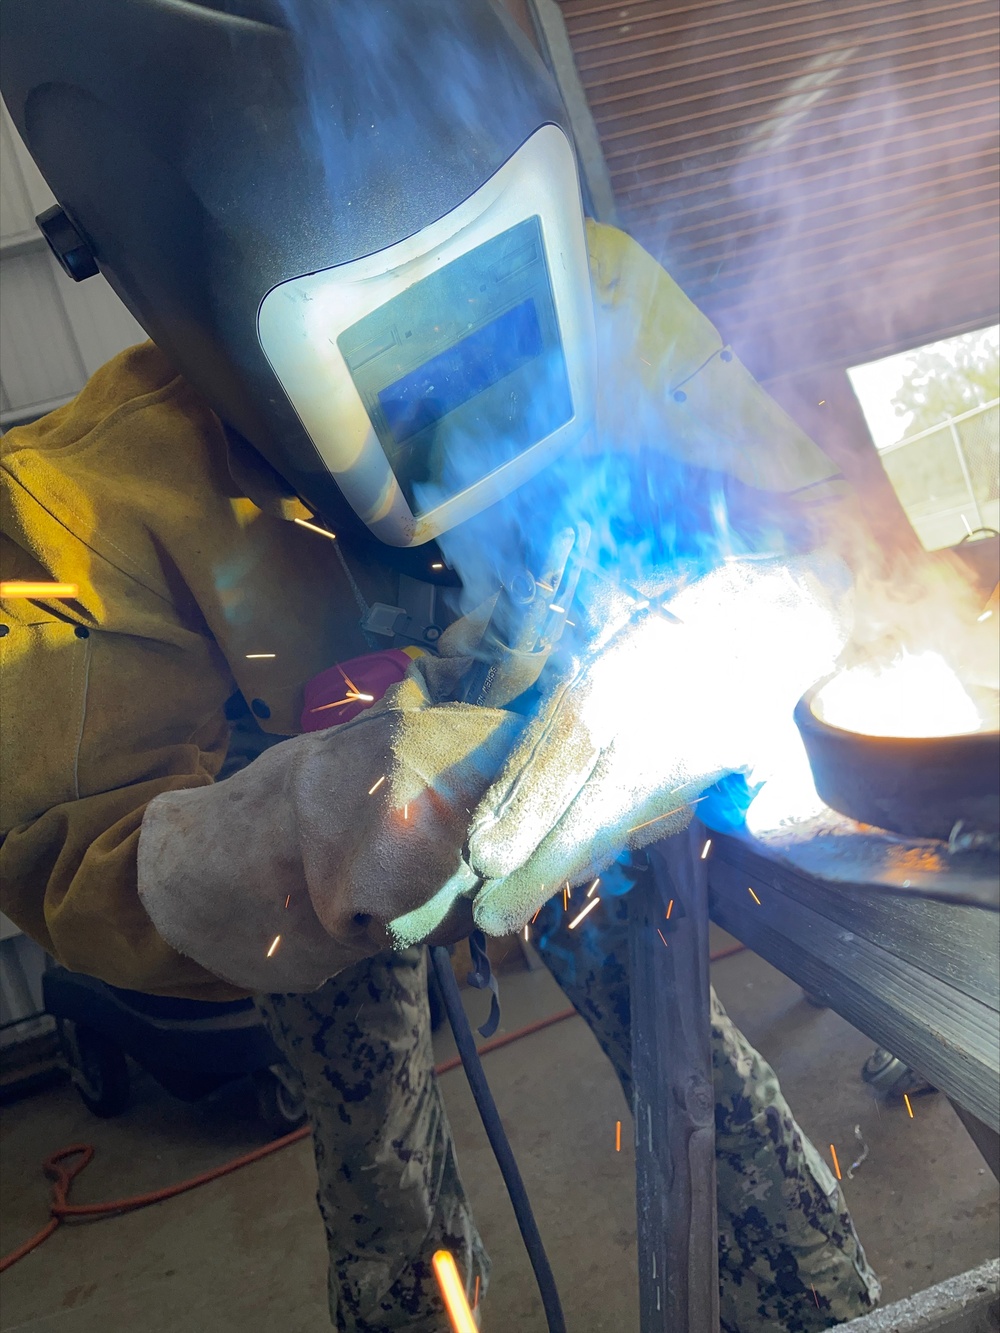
[[258, 895, 880, 1333]]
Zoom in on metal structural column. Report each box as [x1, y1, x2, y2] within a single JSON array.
[[629, 821, 719, 1331]]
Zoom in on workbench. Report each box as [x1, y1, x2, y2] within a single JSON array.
[[628, 816, 1000, 1333]]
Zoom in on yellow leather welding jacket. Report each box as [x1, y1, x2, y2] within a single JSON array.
[[0, 222, 846, 999]]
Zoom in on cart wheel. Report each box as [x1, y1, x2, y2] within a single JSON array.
[[58, 1019, 130, 1118], [861, 1046, 936, 1099], [253, 1065, 307, 1136]]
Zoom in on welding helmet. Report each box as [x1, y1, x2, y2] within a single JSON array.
[[1, 0, 597, 569]]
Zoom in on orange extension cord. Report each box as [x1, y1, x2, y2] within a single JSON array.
[[1, 944, 745, 1275]]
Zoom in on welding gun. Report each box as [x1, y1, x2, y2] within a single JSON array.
[[456, 523, 591, 710]]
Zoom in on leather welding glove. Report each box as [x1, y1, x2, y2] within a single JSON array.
[[461, 554, 852, 937], [137, 613, 525, 994]]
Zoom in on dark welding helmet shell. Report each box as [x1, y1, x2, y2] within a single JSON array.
[[1, 0, 571, 573]]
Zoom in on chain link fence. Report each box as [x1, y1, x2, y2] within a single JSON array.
[[879, 399, 1000, 551]]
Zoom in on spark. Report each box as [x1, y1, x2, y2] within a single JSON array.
[[432, 1250, 477, 1333], [665, 899, 674, 919], [531, 907, 541, 923], [627, 803, 686, 835], [568, 897, 601, 930], [829, 1143, 842, 1180], [748, 886, 762, 905], [549, 604, 566, 614], [341, 675, 369, 698], [586, 877, 601, 898], [337, 670, 374, 704], [403, 805, 409, 821], [311, 668, 376, 711], [817, 399, 826, 406], [566, 881, 573, 900], [656, 928, 669, 948], [1, 580, 79, 598], [615, 1120, 622, 1152], [563, 886, 569, 911], [284, 895, 291, 909], [473, 1275, 480, 1311], [566, 619, 577, 627], [266, 934, 282, 958], [293, 517, 337, 541], [978, 609, 993, 622], [245, 652, 276, 659], [524, 925, 529, 941], [431, 562, 444, 570], [700, 839, 712, 859], [368, 775, 386, 795], [639, 356, 651, 366], [903, 1093, 914, 1118], [811, 1285, 820, 1308]]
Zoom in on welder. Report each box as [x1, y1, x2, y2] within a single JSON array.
[[1, 1, 882, 1329]]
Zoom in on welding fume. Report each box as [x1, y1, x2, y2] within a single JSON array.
[[15, 0, 1000, 1327]]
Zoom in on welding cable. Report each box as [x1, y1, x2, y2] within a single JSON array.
[[0, 1005, 576, 1275], [0, 941, 745, 1277], [431, 944, 567, 1333]]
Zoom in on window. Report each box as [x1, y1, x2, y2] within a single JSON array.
[[848, 327, 999, 551]]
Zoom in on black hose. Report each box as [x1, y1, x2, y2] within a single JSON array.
[[430, 945, 566, 1333]]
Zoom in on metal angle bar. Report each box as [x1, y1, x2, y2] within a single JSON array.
[[629, 823, 719, 1332], [708, 860, 1000, 1130]]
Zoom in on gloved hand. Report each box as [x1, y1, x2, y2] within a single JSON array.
[[461, 555, 852, 937], [137, 614, 524, 993]]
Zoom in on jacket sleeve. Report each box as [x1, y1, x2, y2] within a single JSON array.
[[1, 428, 246, 1001], [585, 220, 871, 556], [1, 343, 393, 1000]]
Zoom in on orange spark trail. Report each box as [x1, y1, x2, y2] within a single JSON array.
[[829, 1144, 842, 1180], [748, 886, 762, 905], [432, 1251, 477, 1333], [627, 796, 707, 836], [615, 1120, 622, 1152]]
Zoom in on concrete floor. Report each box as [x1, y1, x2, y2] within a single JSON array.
[[1, 931, 996, 1332]]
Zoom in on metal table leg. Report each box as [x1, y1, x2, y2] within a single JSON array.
[[629, 821, 719, 1331]]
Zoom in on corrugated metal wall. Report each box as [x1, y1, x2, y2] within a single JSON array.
[[559, 0, 1000, 382], [0, 104, 144, 428]]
